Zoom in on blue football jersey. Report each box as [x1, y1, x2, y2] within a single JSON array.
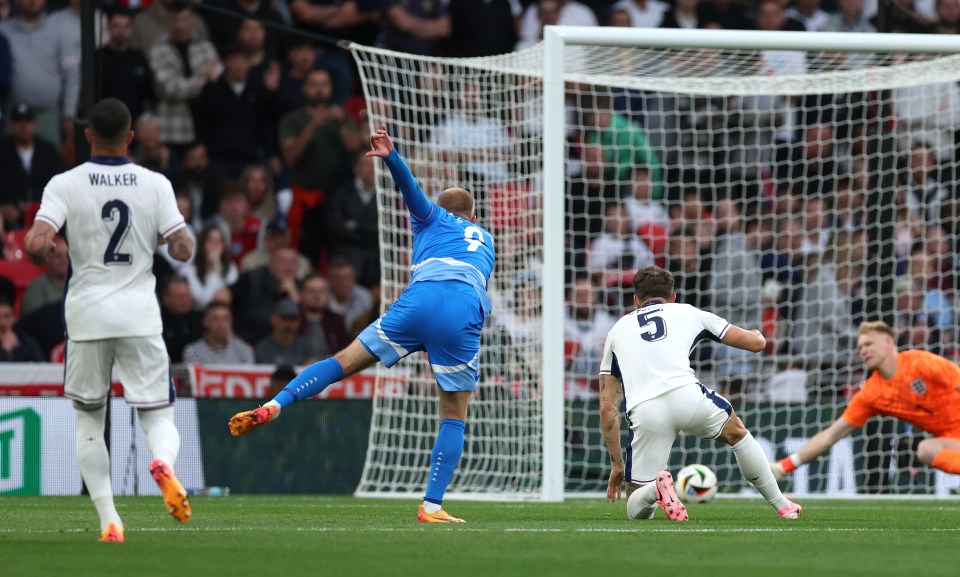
[[384, 149, 496, 316]]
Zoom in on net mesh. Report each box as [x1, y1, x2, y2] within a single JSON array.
[[352, 41, 960, 498]]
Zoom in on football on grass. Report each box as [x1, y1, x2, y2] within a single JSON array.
[[676, 464, 719, 504]]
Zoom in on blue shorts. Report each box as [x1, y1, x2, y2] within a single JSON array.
[[358, 281, 484, 391]]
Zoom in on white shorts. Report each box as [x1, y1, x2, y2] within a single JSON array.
[[64, 335, 173, 408], [626, 383, 732, 485]]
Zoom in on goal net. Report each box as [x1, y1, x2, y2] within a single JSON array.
[[351, 29, 960, 499]]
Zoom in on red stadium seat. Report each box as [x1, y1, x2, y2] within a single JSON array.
[[487, 183, 532, 231], [636, 222, 669, 267], [49, 340, 66, 363], [0, 260, 44, 315]]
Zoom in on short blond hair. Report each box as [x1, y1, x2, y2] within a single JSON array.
[[858, 321, 895, 339]]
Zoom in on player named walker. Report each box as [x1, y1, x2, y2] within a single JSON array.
[[24, 98, 195, 542], [599, 266, 802, 520]]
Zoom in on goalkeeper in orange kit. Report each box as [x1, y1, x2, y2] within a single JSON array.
[[773, 321, 960, 479]]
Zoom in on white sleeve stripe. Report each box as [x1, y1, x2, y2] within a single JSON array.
[[160, 221, 187, 237], [718, 323, 731, 339], [35, 214, 62, 229]]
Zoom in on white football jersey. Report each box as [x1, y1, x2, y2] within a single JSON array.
[[35, 158, 186, 341], [599, 302, 731, 411]]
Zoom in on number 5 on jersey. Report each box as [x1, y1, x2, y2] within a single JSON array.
[[464, 226, 485, 252], [102, 199, 133, 265], [637, 310, 667, 342]]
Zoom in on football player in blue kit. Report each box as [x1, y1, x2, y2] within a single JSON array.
[[229, 125, 495, 523]]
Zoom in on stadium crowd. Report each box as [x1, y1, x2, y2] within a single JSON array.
[[0, 0, 958, 405]]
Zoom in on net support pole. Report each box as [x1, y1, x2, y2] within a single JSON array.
[[541, 27, 566, 502]]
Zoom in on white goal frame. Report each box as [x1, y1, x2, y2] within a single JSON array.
[[540, 27, 960, 501]]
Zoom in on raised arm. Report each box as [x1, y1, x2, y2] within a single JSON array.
[[771, 418, 857, 479], [599, 373, 626, 502], [365, 124, 433, 220]]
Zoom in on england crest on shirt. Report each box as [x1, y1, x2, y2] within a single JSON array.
[[910, 379, 927, 395]]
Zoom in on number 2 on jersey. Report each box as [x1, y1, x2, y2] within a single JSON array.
[[463, 226, 485, 252], [637, 310, 667, 342], [101, 199, 132, 265]]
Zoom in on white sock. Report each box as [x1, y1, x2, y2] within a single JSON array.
[[731, 432, 790, 511], [75, 405, 122, 530], [138, 407, 180, 466], [265, 400, 281, 410], [422, 501, 441, 514], [626, 482, 659, 519]]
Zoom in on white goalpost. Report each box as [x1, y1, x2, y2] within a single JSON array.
[[351, 28, 960, 501]]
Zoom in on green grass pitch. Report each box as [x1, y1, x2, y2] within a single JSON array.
[[1, 496, 956, 577]]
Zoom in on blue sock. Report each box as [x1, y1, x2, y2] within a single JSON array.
[[272, 358, 343, 409], [423, 419, 465, 505]]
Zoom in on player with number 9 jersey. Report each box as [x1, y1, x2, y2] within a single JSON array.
[[35, 161, 185, 341]]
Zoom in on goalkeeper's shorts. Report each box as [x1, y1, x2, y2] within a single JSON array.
[[358, 281, 483, 392]]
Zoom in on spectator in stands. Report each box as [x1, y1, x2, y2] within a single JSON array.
[[587, 202, 654, 308], [699, 0, 751, 28], [255, 297, 312, 365], [893, 71, 960, 162], [799, 195, 836, 256], [516, 0, 564, 51], [580, 94, 662, 196], [755, 1, 807, 75], [445, 0, 517, 57], [790, 230, 862, 378], [290, 0, 381, 46], [20, 234, 67, 315], [160, 276, 203, 363], [240, 218, 313, 278], [177, 142, 220, 227], [205, 185, 263, 264], [710, 199, 764, 378], [896, 277, 940, 352], [774, 123, 843, 196], [196, 43, 278, 178], [823, 0, 877, 32], [232, 245, 301, 344], [279, 67, 362, 260], [148, 1, 222, 148], [133, 0, 210, 52], [326, 255, 373, 331], [666, 224, 711, 311], [157, 192, 197, 273], [933, 0, 960, 34], [0, 295, 43, 362], [0, 103, 61, 229], [907, 243, 953, 331], [268, 364, 297, 397], [204, 0, 286, 65], [183, 301, 255, 364], [611, 0, 668, 28], [240, 164, 278, 222], [298, 273, 349, 361], [563, 274, 615, 393], [382, 0, 451, 56], [97, 9, 154, 124], [924, 225, 955, 293], [660, 0, 702, 28], [181, 225, 239, 311], [131, 113, 180, 180], [625, 166, 669, 229], [904, 141, 951, 226], [567, 142, 621, 269], [327, 154, 379, 289], [834, 177, 866, 231], [236, 19, 279, 84], [429, 78, 513, 185], [0, 0, 79, 148], [276, 38, 316, 117], [786, 0, 830, 30], [0, 30, 10, 121]]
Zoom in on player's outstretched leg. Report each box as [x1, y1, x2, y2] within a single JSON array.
[[75, 403, 125, 541], [229, 341, 378, 436], [721, 415, 801, 519], [140, 407, 191, 522], [627, 471, 688, 521]]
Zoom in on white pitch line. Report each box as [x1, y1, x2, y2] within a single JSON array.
[[3, 526, 960, 535]]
